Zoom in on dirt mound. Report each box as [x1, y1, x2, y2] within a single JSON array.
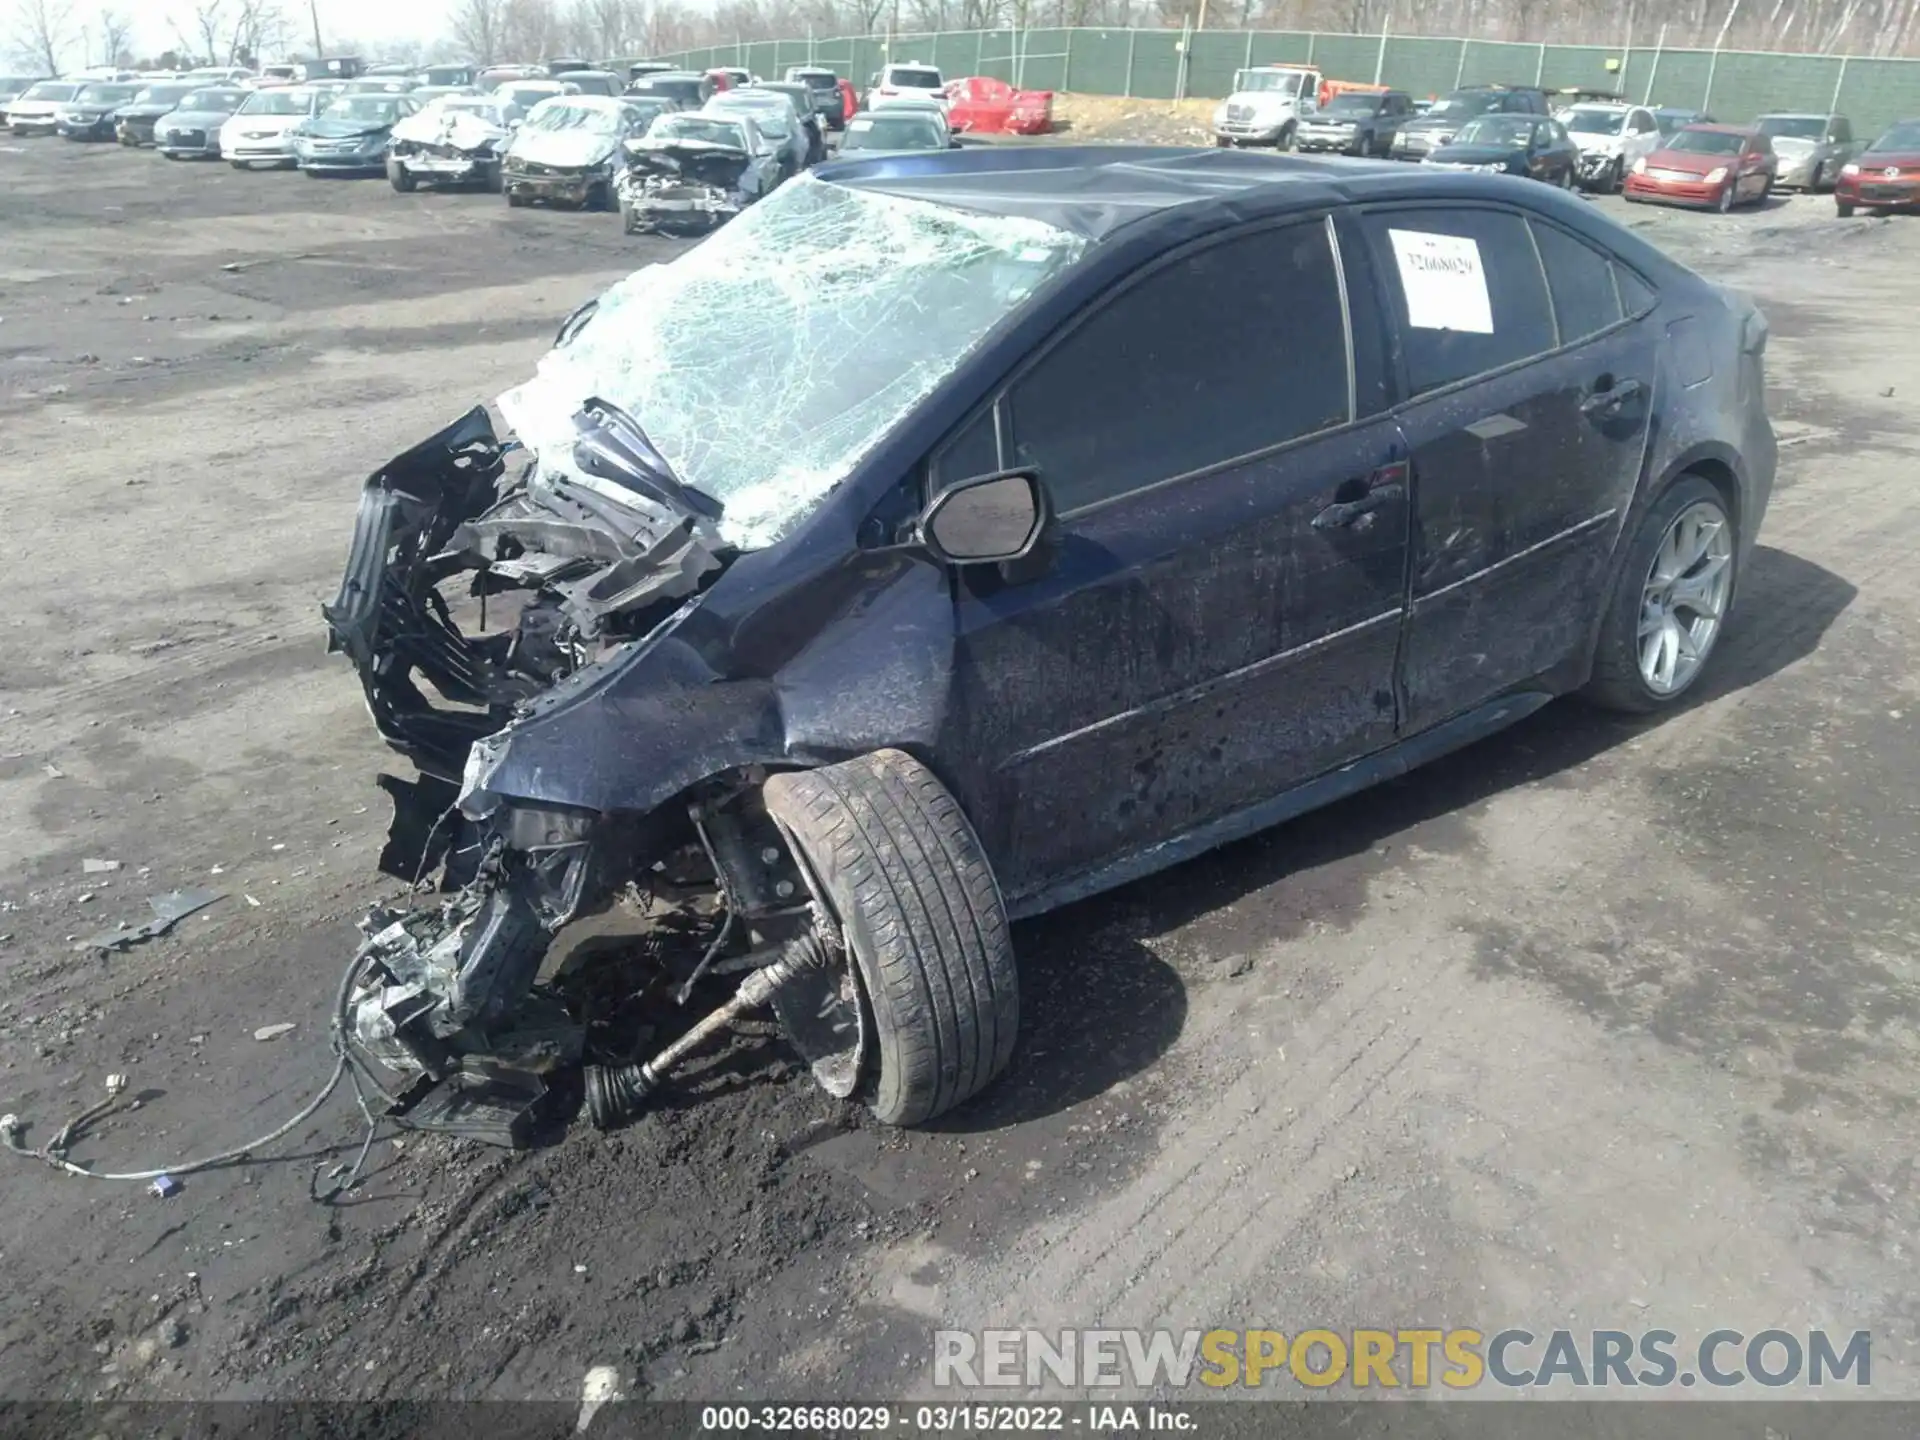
[[1051, 94, 1214, 146]]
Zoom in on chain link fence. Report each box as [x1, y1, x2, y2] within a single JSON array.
[[662, 28, 1920, 136]]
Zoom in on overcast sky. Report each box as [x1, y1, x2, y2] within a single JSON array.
[[104, 0, 455, 65]]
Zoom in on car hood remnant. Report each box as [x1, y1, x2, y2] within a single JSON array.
[[324, 402, 725, 782], [327, 172, 1085, 1146], [625, 135, 753, 189], [507, 123, 620, 170], [391, 106, 507, 153]]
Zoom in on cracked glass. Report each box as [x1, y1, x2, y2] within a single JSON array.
[[497, 174, 1088, 550]]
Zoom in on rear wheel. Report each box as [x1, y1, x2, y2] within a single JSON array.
[[762, 749, 1018, 1127], [1585, 476, 1737, 714], [484, 161, 503, 194]]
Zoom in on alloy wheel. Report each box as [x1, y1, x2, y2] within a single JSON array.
[[1638, 501, 1733, 696]]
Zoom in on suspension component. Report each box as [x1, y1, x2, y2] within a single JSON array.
[[585, 931, 833, 1129]]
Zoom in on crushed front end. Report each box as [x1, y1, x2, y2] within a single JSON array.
[[323, 400, 762, 1144], [617, 143, 751, 234]]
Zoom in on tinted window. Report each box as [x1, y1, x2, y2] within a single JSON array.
[[1008, 222, 1351, 514], [935, 406, 1001, 486], [1531, 221, 1622, 343], [1361, 207, 1554, 395], [1615, 265, 1657, 316]]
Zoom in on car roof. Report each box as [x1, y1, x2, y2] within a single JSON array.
[[558, 69, 618, 79], [1758, 110, 1828, 118], [822, 144, 1641, 245], [1682, 121, 1757, 133]]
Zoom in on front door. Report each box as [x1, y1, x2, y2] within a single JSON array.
[[926, 216, 1409, 904], [1352, 204, 1657, 731]]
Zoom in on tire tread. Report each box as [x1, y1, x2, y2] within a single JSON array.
[[765, 750, 1016, 1125]]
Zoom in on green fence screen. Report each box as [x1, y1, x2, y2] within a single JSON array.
[[664, 28, 1920, 135]]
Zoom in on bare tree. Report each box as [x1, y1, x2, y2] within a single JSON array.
[[95, 5, 129, 63], [450, 0, 510, 61], [10, 0, 74, 72]]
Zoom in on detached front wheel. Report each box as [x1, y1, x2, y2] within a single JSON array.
[[764, 749, 1018, 1127]]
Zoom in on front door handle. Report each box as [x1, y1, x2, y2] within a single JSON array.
[[1581, 377, 1646, 415], [1313, 482, 1405, 531]]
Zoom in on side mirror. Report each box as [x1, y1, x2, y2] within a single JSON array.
[[919, 470, 1048, 565]]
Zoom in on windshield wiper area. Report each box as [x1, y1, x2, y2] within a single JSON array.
[[570, 395, 724, 522]]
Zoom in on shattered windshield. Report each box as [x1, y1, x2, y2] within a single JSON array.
[[240, 88, 316, 115], [649, 114, 748, 147], [497, 176, 1087, 550], [524, 101, 623, 134]]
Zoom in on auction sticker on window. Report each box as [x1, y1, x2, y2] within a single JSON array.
[[1387, 229, 1494, 334]]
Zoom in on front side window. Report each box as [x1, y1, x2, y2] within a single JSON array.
[[1361, 207, 1554, 396], [1006, 221, 1351, 516]]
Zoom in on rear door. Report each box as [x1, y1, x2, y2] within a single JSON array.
[[933, 216, 1410, 901], [1352, 203, 1657, 731]]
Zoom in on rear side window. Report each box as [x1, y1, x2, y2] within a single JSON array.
[[1007, 220, 1351, 515], [1530, 220, 1622, 342], [1360, 207, 1554, 395]]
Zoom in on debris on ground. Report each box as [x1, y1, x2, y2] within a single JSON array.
[[148, 1175, 180, 1198], [80, 888, 225, 953], [252, 1023, 295, 1042], [82, 858, 122, 874]]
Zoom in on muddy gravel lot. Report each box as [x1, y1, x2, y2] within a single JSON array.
[[2, 136, 1918, 1409]]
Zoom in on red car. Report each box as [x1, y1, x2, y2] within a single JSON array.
[[944, 76, 1053, 135], [1624, 123, 1777, 212], [1835, 117, 1920, 217]]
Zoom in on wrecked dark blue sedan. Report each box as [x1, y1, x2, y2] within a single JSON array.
[[326, 147, 1775, 1146]]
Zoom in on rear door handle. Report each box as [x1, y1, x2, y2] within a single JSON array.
[[1581, 378, 1646, 415]]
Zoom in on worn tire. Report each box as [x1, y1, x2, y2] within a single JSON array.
[[763, 749, 1018, 1127], [387, 159, 415, 192], [1584, 475, 1737, 715]]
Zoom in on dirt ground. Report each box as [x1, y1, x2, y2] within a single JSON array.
[[2, 135, 1917, 1411]]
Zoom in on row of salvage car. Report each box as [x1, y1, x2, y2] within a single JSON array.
[[2, 64, 987, 239]]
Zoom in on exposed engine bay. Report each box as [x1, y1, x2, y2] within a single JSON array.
[[323, 398, 864, 1147], [618, 141, 757, 234]]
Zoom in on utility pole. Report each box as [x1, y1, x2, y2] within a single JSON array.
[[309, 0, 325, 59]]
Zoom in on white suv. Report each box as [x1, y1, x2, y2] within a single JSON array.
[[1561, 102, 1663, 192], [867, 62, 946, 114]]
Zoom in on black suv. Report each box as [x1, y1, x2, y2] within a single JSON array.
[[785, 66, 848, 130], [1295, 89, 1416, 156], [1393, 84, 1552, 159], [328, 147, 1775, 1147]]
